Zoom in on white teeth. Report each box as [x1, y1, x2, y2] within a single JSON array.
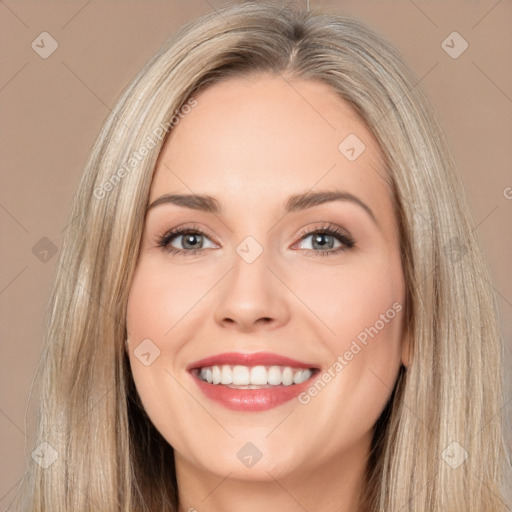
[[282, 367, 294, 386], [293, 369, 306, 384], [196, 364, 314, 386], [250, 365, 267, 385], [220, 365, 232, 384], [212, 365, 221, 384], [232, 365, 250, 385], [267, 365, 282, 385]]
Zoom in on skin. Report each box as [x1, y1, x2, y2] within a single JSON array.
[[125, 72, 409, 512]]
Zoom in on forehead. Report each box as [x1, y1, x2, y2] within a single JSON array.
[[149, 73, 390, 216]]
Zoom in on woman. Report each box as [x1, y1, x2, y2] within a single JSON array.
[[13, 1, 510, 511]]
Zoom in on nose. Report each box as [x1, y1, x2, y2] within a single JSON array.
[[214, 248, 291, 333]]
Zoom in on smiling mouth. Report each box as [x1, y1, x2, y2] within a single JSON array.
[[192, 364, 320, 388]]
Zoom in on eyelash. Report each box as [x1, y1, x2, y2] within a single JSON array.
[[155, 222, 355, 257]]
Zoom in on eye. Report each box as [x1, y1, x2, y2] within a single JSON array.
[[293, 224, 355, 256], [156, 224, 218, 256]]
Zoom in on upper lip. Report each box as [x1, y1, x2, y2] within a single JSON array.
[[186, 351, 320, 371]]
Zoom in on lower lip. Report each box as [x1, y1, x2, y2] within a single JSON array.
[[190, 369, 319, 412]]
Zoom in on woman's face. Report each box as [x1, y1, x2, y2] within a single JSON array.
[[126, 73, 408, 484]]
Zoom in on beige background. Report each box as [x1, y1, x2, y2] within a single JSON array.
[[1, 0, 511, 507]]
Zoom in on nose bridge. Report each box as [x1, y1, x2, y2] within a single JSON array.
[[213, 233, 290, 330], [232, 235, 271, 288]]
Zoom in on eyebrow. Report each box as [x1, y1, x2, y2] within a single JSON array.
[[146, 190, 376, 224]]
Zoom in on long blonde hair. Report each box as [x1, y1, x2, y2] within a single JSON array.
[[12, 2, 510, 511]]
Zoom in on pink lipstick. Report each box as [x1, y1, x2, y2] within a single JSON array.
[[187, 351, 320, 412]]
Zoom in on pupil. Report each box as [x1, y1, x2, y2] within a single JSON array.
[[183, 234, 201, 249], [313, 234, 333, 250]]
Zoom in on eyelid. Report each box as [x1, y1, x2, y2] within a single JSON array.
[[155, 222, 219, 244], [294, 223, 354, 244]]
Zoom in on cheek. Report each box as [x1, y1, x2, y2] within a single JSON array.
[[292, 259, 405, 444], [294, 256, 404, 346], [126, 258, 199, 342], [125, 260, 197, 448], [125, 260, 177, 396], [346, 263, 404, 384], [295, 255, 405, 400]]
